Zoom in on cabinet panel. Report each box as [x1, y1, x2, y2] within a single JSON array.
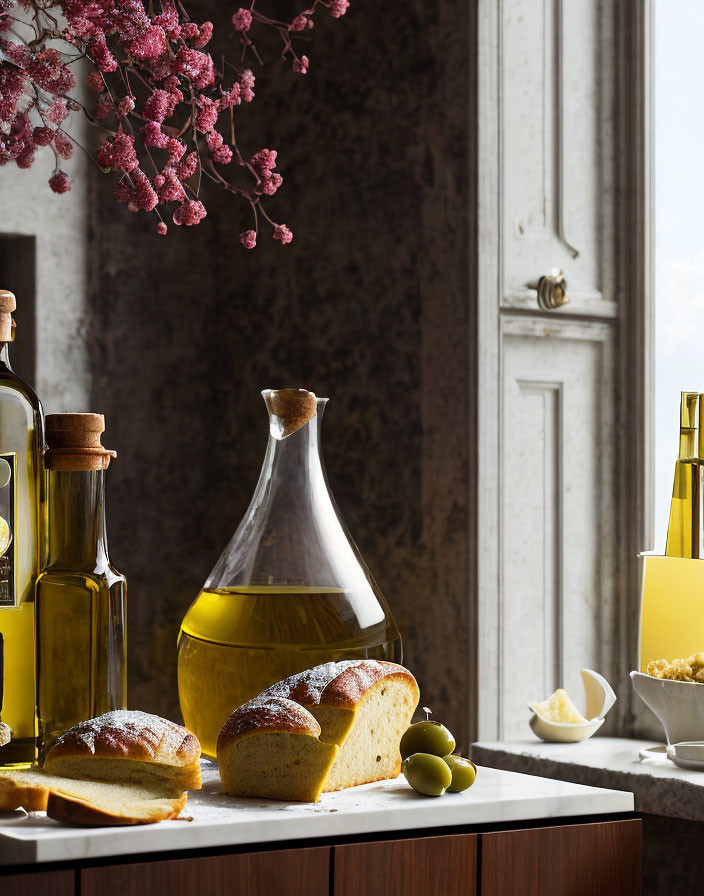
[[481, 820, 642, 896], [334, 834, 477, 896], [0, 869, 74, 896], [81, 846, 329, 896]]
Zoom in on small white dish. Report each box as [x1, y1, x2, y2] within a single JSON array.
[[667, 742, 704, 771], [638, 744, 667, 762], [528, 669, 617, 743], [631, 671, 704, 744]]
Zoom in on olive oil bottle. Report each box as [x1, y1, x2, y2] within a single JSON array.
[[665, 392, 700, 558], [0, 289, 45, 768], [35, 414, 126, 759], [178, 389, 401, 758]]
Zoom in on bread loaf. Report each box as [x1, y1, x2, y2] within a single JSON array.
[[45, 710, 202, 791], [0, 710, 201, 825], [218, 660, 419, 801], [0, 721, 10, 747]]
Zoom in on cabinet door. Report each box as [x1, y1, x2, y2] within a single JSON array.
[[0, 869, 74, 896], [334, 834, 477, 896], [480, 820, 642, 896], [81, 846, 329, 896]]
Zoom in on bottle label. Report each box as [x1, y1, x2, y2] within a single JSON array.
[[0, 454, 16, 607]]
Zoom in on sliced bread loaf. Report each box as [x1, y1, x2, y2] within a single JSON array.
[[218, 661, 419, 801]]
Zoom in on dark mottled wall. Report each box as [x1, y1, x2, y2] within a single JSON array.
[[88, 1, 473, 747]]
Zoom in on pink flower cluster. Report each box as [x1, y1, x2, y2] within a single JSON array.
[[0, 0, 351, 241]]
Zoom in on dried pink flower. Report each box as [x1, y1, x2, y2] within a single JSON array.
[[176, 151, 199, 180], [195, 96, 219, 133], [125, 24, 167, 61], [96, 130, 138, 173], [156, 222, 168, 235], [240, 230, 256, 248], [93, 94, 113, 120], [32, 126, 53, 147], [292, 55, 309, 74], [86, 71, 104, 92], [54, 130, 73, 160], [45, 98, 67, 125], [273, 224, 293, 244], [173, 199, 207, 226], [232, 8, 252, 31], [289, 14, 309, 31], [49, 171, 71, 193], [116, 95, 136, 117], [328, 0, 350, 17], [193, 22, 213, 48]]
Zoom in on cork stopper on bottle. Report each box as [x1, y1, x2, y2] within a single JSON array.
[[262, 389, 318, 438], [44, 413, 117, 471], [0, 290, 16, 343]]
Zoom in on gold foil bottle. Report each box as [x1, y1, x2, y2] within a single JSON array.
[[0, 289, 45, 768], [35, 414, 126, 760], [665, 391, 700, 558], [177, 389, 402, 758]]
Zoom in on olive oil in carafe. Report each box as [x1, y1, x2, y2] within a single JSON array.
[[178, 585, 401, 758]]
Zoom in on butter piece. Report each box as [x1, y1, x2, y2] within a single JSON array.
[[531, 688, 589, 725]]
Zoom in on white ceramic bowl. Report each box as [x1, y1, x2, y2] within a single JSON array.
[[631, 671, 704, 744]]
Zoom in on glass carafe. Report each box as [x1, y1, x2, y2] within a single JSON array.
[[177, 389, 401, 757]]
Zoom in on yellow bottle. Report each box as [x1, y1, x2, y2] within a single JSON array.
[[665, 391, 700, 558], [178, 389, 401, 758], [0, 290, 45, 768]]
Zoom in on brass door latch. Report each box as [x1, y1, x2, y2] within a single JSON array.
[[536, 270, 569, 310]]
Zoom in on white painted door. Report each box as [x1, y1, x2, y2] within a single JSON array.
[[475, 0, 638, 739]]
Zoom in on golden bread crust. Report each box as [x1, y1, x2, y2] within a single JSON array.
[[46, 710, 200, 767], [261, 660, 419, 710], [46, 789, 187, 826], [217, 697, 320, 754]]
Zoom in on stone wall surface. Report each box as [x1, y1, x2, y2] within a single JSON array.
[[5, 0, 475, 750]]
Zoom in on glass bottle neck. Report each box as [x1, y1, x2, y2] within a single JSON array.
[[47, 470, 109, 570]]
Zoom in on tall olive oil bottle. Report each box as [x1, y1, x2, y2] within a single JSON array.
[[0, 289, 45, 768], [178, 389, 401, 758], [35, 414, 126, 759], [665, 391, 700, 558]]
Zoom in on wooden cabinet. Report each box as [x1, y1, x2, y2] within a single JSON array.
[[481, 820, 642, 896], [2, 817, 642, 895], [0, 869, 74, 896], [81, 846, 329, 896], [334, 834, 477, 896]]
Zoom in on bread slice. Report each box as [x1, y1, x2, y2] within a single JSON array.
[[0, 767, 186, 824], [0, 722, 10, 747], [45, 710, 202, 791], [217, 696, 339, 802]]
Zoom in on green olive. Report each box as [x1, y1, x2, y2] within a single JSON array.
[[402, 752, 453, 796], [443, 755, 477, 792], [400, 720, 456, 759]]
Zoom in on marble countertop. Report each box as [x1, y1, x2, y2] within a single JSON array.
[[471, 737, 704, 822], [0, 760, 633, 866]]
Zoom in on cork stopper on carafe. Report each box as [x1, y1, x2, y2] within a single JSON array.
[[0, 290, 16, 343], [263, 389, 318, 438], [44, 413, 117, 471]]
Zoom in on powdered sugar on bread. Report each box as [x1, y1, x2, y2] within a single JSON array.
[[48, 710, 199, 766]]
